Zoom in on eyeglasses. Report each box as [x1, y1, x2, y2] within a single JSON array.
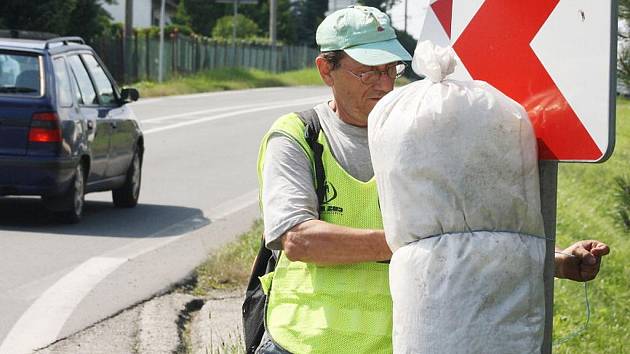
[[344, 63, 407, 85]]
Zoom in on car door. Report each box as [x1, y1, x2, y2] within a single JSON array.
[[51, 56, 82, 154], [66, 54, 111, 182], [81, 54, 135, 178]]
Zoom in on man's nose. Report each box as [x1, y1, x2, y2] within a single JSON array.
[[374, 71, 395, 91]]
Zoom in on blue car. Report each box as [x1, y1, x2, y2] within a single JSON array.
[[0, 36, 144, 223]]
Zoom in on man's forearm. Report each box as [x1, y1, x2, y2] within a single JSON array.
[[281, 219, 391, 265]]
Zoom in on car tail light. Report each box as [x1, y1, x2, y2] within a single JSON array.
[[28, 112, 61, 143]]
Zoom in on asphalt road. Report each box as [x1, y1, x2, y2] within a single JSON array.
[[0, 86, 331, 354]]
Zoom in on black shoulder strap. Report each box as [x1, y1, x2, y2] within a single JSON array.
[[295, 109, 326, 207]]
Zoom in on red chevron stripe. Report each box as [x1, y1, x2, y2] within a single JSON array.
[[431, 0, 453, 39], [453, 0, 602, 160]]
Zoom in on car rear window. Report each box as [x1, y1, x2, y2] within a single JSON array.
[[0, 52, 42, 96]]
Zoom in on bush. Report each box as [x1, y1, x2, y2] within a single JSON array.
[[212, 14, 260, 40]]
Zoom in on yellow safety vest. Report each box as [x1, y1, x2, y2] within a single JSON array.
[[257, 113, 392, 354]]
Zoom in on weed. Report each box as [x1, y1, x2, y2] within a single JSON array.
[[182, 219, 262, 296], [613, 175, 630, 231]]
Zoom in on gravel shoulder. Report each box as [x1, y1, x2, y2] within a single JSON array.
[[36, 288, 245, 354]]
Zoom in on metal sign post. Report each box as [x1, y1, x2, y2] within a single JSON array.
[[418, 1, 618, 351], [539, 160, 558, 353]]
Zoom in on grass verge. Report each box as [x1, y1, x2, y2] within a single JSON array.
[[132, 68, 324, 98], [182, 219, 262, 296]]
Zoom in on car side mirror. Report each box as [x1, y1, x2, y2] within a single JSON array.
[[121, 88, 140, 103]]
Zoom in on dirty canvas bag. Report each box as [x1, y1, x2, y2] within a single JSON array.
[[368, 41, 546, 353]]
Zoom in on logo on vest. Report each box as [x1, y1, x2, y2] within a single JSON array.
[[323, 182, 337, 204], [319, 181, 343, 215]]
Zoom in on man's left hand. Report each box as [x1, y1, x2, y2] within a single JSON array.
[[555, 240, 610, 282]]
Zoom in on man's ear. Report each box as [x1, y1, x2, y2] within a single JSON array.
[[316, 56, 334, 87]]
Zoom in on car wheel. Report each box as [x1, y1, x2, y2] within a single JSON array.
[[112, 149, 142, 208], [53, 163, 85, 224]]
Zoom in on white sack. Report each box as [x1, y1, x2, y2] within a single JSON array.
[[390, 232, 545, 354], [369, 40, 544, 251], [368, 41, 546, 353]]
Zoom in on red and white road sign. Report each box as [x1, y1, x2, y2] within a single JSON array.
[[418, 0, 617, 162]]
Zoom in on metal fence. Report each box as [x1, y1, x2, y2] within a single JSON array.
[[89, 33, 320, 84]]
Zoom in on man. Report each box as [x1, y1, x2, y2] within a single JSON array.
[[255, 5, 609, 354]]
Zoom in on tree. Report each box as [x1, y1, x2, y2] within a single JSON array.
[[66, 0, 114, 42], [0, 0, 114, 41], [240, 0, 297, 44], [212, 14, 261, 39], [182, 0, 297, 44], [294, 0, 327, 45], [184, 0, 230, 37], [0, 0, 77, 35], [172, 0, 192, 29]]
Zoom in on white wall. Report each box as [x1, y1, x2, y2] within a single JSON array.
[[101, 0, 154, 28]]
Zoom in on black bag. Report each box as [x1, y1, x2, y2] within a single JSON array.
[[242, 109, 325, 354]]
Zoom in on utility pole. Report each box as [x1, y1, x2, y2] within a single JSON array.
[[232, 0, 239, 63], [125, 0, 134, 38], [232, 0, 238, 43], [404, 0, 408, 33], [270, 0, 277, 44], [124, 0, 133, 82], [158, 0, 166, 82], [270, 0, 277, 72]]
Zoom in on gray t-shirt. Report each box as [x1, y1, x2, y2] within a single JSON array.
[[261, 102, 374, 249]]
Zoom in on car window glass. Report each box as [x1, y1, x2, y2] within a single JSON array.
[[0, 52, 42, 96], [67, 55, 97, 105], [81, 54, 116, 106], [68, 66, 83, 104], [52, 57, 73, 107]]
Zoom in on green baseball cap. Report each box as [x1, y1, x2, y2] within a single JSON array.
[[316, 6, 412, 66]]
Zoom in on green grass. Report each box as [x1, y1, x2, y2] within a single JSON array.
[[132, 67, 324, 98], [184, 219, 262, 296], [552, 98, 630, 352]]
